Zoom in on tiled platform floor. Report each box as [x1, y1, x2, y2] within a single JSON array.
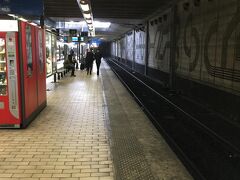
[[0, 61, 192, 180]]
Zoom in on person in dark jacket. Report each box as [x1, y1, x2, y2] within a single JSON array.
[[94, 49, 102, 76], [85, 49, 94, 75], [68, 54, 76, 77]]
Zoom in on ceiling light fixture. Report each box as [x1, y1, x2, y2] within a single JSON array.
[[93, 21, 111, 28], [30, 22, 38, 26], [77, 0, 95, 37], [8, 14, 18, 18], [83, 13, 91, 19], [18, 17, 28, 22], [80, 3, 90, 12], [86, 19, 92, 24]]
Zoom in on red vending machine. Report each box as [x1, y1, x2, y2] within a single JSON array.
[[0, 20, 47, 128]]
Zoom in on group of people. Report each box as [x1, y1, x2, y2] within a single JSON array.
[[85, 48, 102, 75], [66, 48, 102, 77]]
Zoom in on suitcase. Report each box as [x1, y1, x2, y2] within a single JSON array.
[[80, 63, 85, 70]]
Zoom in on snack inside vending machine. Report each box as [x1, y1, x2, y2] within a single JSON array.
[[0, 20, 47, 128]]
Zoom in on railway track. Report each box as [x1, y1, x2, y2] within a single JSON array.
[[106, 58, 240, 180]]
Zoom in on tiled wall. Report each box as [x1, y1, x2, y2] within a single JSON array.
[[176, 0, 240, 93], [148, 9, 171, 73], [111, 0, 240, 95], [135, 30, 146, 65]]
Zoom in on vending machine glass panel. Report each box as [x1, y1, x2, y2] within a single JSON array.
[[51, 34, 57, 74], [38, 29, 44, 73], [0, 38, 7, 95], [46, 32, 52, 76], [26, 25, 33, 77]]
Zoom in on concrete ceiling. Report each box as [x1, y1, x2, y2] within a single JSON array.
[[44, 0, 173, 41]]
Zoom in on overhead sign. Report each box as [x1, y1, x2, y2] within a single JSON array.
[[0, 0, 43, 16], [69, 29, 77, 36], [72, 37, 78, 42], [79, 37, 85, 42], [81, 32, 88, 37]]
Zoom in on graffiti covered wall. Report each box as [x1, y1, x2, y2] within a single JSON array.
[[135, 30, 146, 65], [126, 31, 134, 61], [120, 36, 126, 60], [110, 0, 240, 94], [111, 41, 116, 57], [176, 0, 240, 93], [148, 9, 171, 73], [117, 40, 121, 58]]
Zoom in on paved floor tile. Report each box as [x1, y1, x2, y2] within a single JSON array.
[[0, 65, 113, 179], [0, 61, 193, 180]]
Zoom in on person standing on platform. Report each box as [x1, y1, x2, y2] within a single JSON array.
[[68, 54, 76, 77], [70, 49, 78, 70], [85, 49, 94, 75], [94, 49, 102, 76]]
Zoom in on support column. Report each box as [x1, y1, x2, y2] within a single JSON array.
[[144, 21, 149, 76], [125, 35, 127, 65], [169, 5, 177, 89], [133, 30, 136, 70]]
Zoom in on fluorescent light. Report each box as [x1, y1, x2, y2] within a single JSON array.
[[93, 21, 111, 28], [83, 13, 91, 19], [92, 42, 98, 47], [8, 14, 18, 18], [19, 17, 28, 22], [30, 22, 38, 26], [91, 31, 95, 37], [80, 4, 90, 12], [86, 19, 92, 24]]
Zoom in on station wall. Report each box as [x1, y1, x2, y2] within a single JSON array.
[[176, 0, 240, 94], [135, 30, 145, 65], [111, 0, 240, 123]]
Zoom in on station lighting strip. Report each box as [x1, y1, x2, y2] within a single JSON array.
[[8, 14, 57, 32], [77, 0, 95, 37], [8, 14, 38, 26]]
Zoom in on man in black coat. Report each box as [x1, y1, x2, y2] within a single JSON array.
[[94, 49, 102, 76], [85, 49, 94, 75]]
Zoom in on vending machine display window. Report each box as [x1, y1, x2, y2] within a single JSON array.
[[0, 38, 7, 95], [51, 34, 57, 74], [38, 29, 44, 73], [46, 32, 52, 77], [26, 25, 33, 77]]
